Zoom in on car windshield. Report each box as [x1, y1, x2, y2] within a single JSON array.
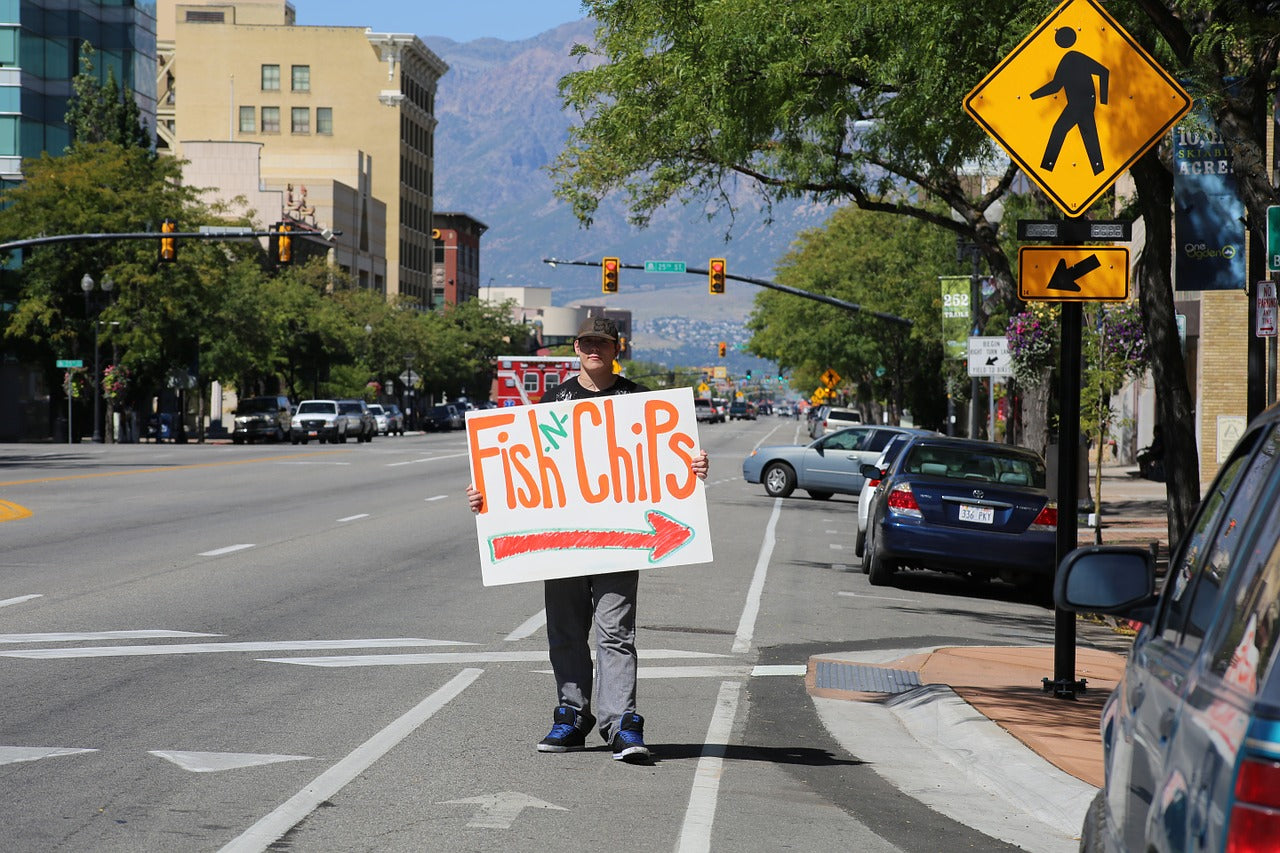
[[828, 410, 861, 423], [368, 405, 384, 415], [903, 445, 1046, 487], [338, 402, 362, 414], [297, 401, 336, 415], [431, 406, 451, 415], [238, 398, 278, 413]]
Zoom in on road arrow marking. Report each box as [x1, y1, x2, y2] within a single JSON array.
[[0, 500, 32, 523], [0, 746, 97, 766], [490, 510, 694, 562], [149, 751, 312, 773], [439, 792, 567, 829], [1046, 254, 1102, 292], [0, 594, 43, 609]]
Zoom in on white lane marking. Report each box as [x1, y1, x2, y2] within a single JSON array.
[[199, 544, 255, 557], [219, 669, 482, 853], [832, 563, 849, 572], [0, 594, 42, 608], [336, 514, 369, 523], [676, 680, 743, 853], [751, 664, 807, 676], [265, 648, 730, 668], [0, 746, 97, 766], [837, 591, 918, 603], [439, 792, 567, 829], [504, 609, 546, 642], [732, 498, 781, 653], [386, 452, 469, 468], [829, 543, 844, 550], [275, 461, 351, 466], [0, 638, 471, 659], [0, 630, 219, 644], [825, 529, 840, 534], [150, 751, 312, 773], [424, 495, 448, 502]]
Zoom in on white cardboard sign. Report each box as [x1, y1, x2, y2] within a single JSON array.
[[466, 387, 713, 586]]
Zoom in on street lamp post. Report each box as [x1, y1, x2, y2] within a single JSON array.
[[81, 272, 114, 443]]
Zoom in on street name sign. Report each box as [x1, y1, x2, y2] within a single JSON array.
[[1019, 246, 1129, 302], [1268, 205, 1280, 273], [55, 359, 83, 369], [964, 0, 1191, 217], [967, 336, 1012, 377], [644, 260, 686, 274]]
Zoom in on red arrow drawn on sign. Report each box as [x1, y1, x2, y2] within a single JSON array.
[[489, 510, 694, 563]]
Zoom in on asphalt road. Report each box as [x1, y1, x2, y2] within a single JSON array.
[[0, 418, 1058, 852]]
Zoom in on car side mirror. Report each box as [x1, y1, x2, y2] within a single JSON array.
[[1054, 546, 1158, 618], [860, 464, 882, 480]]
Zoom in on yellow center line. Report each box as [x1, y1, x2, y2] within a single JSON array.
[[0, 499, 33, 522], [0, 449, 353, 489]]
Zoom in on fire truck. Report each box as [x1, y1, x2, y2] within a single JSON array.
[[490, 355, 580, 407]]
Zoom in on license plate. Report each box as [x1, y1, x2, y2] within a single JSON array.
[[308, 429, 319, 437], [959, 504, 994, 524]]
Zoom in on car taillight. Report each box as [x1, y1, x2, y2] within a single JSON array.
[[868, 478, 882, 488], [886, 483, 921, 518], [1030, 503, 1057, 531], [1227, 757, 1280, 853]]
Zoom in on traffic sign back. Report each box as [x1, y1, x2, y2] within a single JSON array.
[[1019, 246, 1129, 302], [964, 0, 1191, 217]]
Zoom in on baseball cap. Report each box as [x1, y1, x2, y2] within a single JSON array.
[[575, 317, 619, 342]]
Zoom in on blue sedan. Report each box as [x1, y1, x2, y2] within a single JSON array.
[[861, 436, 1057, 593], [742, 426, 934, 500]]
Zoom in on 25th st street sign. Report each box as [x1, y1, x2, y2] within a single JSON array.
[[964, 0, 1191, 217], [1019, 246, 1130, 302]]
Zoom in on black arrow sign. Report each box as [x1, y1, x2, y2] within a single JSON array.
[[985, 356, 999, 366], [1046, 254, 1102, 292]]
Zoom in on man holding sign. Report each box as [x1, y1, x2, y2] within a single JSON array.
[[467, 317, 710, 764]]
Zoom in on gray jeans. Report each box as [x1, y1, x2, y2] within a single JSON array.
[[544, 570, 639, 741]]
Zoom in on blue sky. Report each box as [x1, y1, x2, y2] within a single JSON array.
[[292, 1, 590, 43]]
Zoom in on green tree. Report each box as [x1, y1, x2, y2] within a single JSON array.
[[65, 44, 152, 150]]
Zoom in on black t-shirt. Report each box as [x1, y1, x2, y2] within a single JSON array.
[[540, 374, 648, 404]]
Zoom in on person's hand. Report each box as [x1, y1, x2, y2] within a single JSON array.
[[466, 484, 484, 514], [691, 450, 709, 481]]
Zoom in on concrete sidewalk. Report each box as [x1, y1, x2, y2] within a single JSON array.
[[806, 464, 1165, 850]]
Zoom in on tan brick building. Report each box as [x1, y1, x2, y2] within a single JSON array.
[[155, 1, 446, 307]]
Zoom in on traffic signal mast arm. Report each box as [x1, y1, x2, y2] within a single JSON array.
[[0, 228, 341, 254], [542, 257, 912, 327]]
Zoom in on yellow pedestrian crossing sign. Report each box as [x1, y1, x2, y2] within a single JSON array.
[[820, 368, 841, 389], [964, 0, 1190, 217]]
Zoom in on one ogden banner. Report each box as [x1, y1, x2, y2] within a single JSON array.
[[1174, 113, 1245, 291]]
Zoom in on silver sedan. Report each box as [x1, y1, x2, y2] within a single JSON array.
[[742, 426, 935, 500]]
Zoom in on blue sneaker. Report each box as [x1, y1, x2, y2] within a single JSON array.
[[610, 712, 651, 763], [537, 706, 593, 753]]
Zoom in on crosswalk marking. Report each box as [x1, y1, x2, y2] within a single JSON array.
[[0, 594, 43, 609], [264, 648, 730, 668], [0, 630, 219, 644], [199, 544, 255, 557], [0, 746, 96, 766]]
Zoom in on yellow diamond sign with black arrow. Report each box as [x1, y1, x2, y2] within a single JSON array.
[[964, 0, 1191, 217], [1019, 246, 1129, 302]]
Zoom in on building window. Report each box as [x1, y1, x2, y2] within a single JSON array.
[[261, 106, 280, 133], [291, 107, 309, 134], [291, 65, 310, 92], [316, 107, 332, 135], [261, 64, 280, 91], [238, 106, 255, 133]]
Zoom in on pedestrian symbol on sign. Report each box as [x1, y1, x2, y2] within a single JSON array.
[[1031, 28, 1109, 176]]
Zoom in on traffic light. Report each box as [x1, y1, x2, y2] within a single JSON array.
[[601, 256, 619, 293], [746, 370, 752, 380], [718, 342, 727, 358], [159, 218, 177, 263], [709, 258, 726, 294], [270, 221, 293, 265]]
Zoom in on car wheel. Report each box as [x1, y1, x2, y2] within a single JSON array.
[[866, 524, 897, 586], [762, 463, 796, 498], [806, 490, 833, 500], [1079, 789, 1107, 853], [232, 436, 243, 445]]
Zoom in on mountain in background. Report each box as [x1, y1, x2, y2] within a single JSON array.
[[424, 20, 835, 375]]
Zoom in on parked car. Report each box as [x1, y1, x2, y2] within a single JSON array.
[[729, 401, 755, 420], [1057, 408, 1280, 853], [424, 403, 463, 432], [336, 399, 375, 442], [367, 403, 389, 435], [742, 426, 932, 500], [231, 395, 292, 444], [855, 433, 916, 557], [810, 405, 863, 438], [383, 403, 405, 435], [290, 399, 347, 444], [860, 436, 1056, 593], [711, 398, 728, 424], [694, 398, 716, 424]]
